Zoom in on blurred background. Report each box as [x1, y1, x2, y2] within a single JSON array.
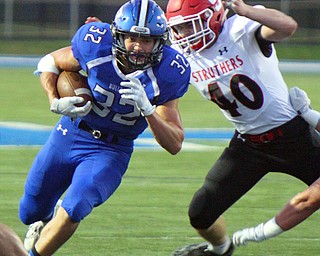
[[1, 0, 319, 41], [0, 0, 320, 58]]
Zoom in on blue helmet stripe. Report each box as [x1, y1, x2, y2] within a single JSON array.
[[138, 0, 149, 27]]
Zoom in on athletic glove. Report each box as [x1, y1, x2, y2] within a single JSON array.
[[289, 87, 311, 114], [50, 97, 92, 118], [119, 75, 155, 116], [289, 87, 320, 128]]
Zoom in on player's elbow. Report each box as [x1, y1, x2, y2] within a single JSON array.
[[285, 18, 298, 37], [168, 134, 185, 155], [169, 144, 182, 155], [164, 139, 183, 155], [157, 126, 184, 154]]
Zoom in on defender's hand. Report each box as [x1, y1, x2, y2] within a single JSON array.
[[119, 75, 155, 116], [224, 0, 236, 8], [85, 16, 102, 24], [289, 87, 311, 114], [50, 97, 92, 118], [289, 87, 320, 128]]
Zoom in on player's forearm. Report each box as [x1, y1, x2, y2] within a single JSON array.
[[39, 72, 60, 105], [275, 202, 316, 231], [242, 5, 297, 41], [276, 179, 320, 230], [146, 113, 184, 155], [249, 7, 296, 31]]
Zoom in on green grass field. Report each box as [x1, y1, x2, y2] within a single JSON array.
[[0, 68, 320, 255]]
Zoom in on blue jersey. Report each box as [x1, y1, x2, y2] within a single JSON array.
[[19, 22, 191, 227], [71, 22, 191, 140]]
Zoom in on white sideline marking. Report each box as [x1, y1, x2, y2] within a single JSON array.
[[0, 121, 52, 130], [77, 235, 320, 241], [136, 139, 223, 151]]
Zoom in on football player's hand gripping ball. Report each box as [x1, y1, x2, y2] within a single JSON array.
[[119, 75, 155, 116], [50, 97, 92, 118]]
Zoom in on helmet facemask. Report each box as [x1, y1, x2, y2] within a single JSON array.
[[169, 9, 217, 54], [166, 0, 227, 54], [112, 28, 168, 71], [111, 0, 168, 71]]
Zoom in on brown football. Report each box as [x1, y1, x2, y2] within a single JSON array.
[[57, 71, 93, 107]]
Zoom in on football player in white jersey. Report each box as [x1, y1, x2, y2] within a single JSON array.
[[233, 87, 320, 246], [166, 0, 320, 255]]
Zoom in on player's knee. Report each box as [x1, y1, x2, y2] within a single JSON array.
[[19, 207, 34, 225], [19, 198, 46, 225], [19, 195, 50, 224], [188, 187, 217, 229], [62, 197, 93, 222]]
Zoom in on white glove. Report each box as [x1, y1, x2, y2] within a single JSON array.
[[289, 87, 311, 114], [289, 87, 320, 128], [119, 75, 155, 116], [50, 97, 92, 118]]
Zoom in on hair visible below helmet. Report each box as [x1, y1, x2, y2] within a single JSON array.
[[111, 0, 168, 70], [166, 0, 226, 53]]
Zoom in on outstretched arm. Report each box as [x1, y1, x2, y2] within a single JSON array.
[[233, 178, 320, 246], [232, 87, 320, 246], [225, 0, 298, 42]]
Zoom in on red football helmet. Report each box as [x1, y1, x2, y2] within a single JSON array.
[[166, 0, 226, 53]]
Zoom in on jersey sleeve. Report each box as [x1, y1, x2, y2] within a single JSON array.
[[154, 46, 191, 105], [71, 22, 113, 72]]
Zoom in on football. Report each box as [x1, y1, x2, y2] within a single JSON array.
[[57, 71, 93, 107]]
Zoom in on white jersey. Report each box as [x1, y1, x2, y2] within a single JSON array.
[[176, 14, 297, 134]]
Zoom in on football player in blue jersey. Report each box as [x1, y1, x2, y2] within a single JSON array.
[[19, 1, 190, 255]]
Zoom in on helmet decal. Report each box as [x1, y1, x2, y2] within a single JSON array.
[[138, 0, 148, 27]]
